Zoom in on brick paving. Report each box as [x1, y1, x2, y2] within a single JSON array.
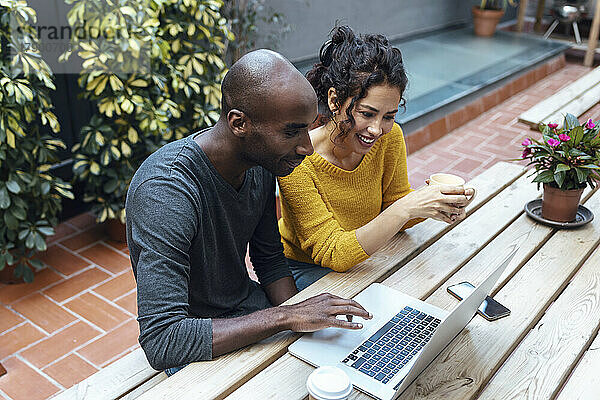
[[0, 59, 599, 399]]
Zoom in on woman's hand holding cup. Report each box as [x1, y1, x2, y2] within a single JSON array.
[[424, 173, 476, 222], [391, 173, 475, 224]]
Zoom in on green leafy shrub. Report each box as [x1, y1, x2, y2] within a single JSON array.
[[63, 0, 231, 223], [0, 0, 73, 282]]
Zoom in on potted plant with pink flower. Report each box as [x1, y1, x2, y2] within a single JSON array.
[[519, 113, 600, 222]]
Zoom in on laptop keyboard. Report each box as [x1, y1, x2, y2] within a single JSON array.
[[341, 306, 441, 384]]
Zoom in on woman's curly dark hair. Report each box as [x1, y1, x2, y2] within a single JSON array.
[[306, 25, 408, 142]]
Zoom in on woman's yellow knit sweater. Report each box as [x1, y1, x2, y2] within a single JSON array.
[[278, 123, 422, 272]]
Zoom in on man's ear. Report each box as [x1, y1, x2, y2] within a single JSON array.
[[227, 109, 251, 138], [327, 87, 339, 115]]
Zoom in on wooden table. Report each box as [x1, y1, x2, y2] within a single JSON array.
[[517, 0, 600, 67], [66, 162, 600, 400]]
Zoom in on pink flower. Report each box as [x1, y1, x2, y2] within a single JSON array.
[[558, 133, 571, 141], [586, 119, 596, 129], [547, 138, 560, 147], [521, 138, 532, 147], [548, 123, 559, 129], [521, 148, 531, 158]]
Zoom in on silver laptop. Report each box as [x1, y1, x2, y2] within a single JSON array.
[[289, 245, 518, 400]]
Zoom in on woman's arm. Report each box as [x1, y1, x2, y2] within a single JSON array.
[[356, 185, 470, 255]]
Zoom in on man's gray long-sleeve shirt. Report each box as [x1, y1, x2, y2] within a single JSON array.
[[126, 133, 291, 371]]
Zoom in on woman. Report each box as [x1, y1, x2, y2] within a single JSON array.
[[278, 26, 473, 290]]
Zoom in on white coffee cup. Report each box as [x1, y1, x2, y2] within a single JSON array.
[[426, 173, 477, 206], [307, 366, 352, 400]]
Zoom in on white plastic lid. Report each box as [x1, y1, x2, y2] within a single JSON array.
[[306, 366, 352, 400]]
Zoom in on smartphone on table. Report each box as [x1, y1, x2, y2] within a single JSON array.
[[447, 281, 510, 321]]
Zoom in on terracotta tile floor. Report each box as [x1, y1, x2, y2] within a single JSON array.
[[1, 60, 599, 400]]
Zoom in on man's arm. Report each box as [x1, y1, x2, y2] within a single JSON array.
[[212, 293, 372, 357], [250, 172, 298, 304], [263, 276, 298, 306]]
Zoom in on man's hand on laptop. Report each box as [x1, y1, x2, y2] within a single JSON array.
[[281, 293, 373, 332]]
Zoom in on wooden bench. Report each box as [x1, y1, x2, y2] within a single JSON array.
[[51, 162, 523, 400], [518, 65, 600, 128]]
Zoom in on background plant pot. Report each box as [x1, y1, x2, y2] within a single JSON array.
[[0, 264, 24, 284], [105, 219, 127, 243], [542, 183, 584, 222], [472, 6, 505, 37]]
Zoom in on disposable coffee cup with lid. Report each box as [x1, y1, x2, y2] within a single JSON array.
[[306, 366, 353, 400]]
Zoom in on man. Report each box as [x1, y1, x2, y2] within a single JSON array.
[[126, 49, 372, 373]]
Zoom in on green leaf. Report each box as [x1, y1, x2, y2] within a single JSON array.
[[4, 212, 18, 230], [5, 252, 14, 265], [10, 206, 26, 220], [532, 170, 555, 183], [25, 232, 35, 248], [41, 182, 51, 195], [55, 186, 74, 199], [37, 227, 55, 236], [23, 266, 34, 283], [581, 164, 600, 169], [554, 170, 566, 188], [564, 113, 579, 130], [555, 163, 570, 173], [103, 179, 119, 193], [570, 126, 584, 146], [0, 187, 10, 209], [575, 167, 587, 183], [29, 259, 44, 269], [18, 229, 29, 240], [14, 263, 24, 278], [6, 180, 20, 194], [34, 233, 46, 252]]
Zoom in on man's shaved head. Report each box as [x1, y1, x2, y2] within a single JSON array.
[[213, 49, 316, 177], [221, 49, 316, 122]]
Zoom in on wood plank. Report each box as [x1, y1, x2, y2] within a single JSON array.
[[541, 81, 600, 127], [477, 244, 600, 399], [226, 170, 547, 400], [516, 0, 528, 33], [584, 0, 600, 67], [138, 162, 526, 400], [118, 373, 168, 400], [390, 189, 600, 400], [50, 349, 158, 400], [556, 329, 600, 399], [518, 66, 600, 127], [534, 0, 547, 33]]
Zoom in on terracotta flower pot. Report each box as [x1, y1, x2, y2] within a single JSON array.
[[0, 264, 24, 284], [472, 6, 505, 37], [105, 218, 127, 243], [541, 183, 584, 222]]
